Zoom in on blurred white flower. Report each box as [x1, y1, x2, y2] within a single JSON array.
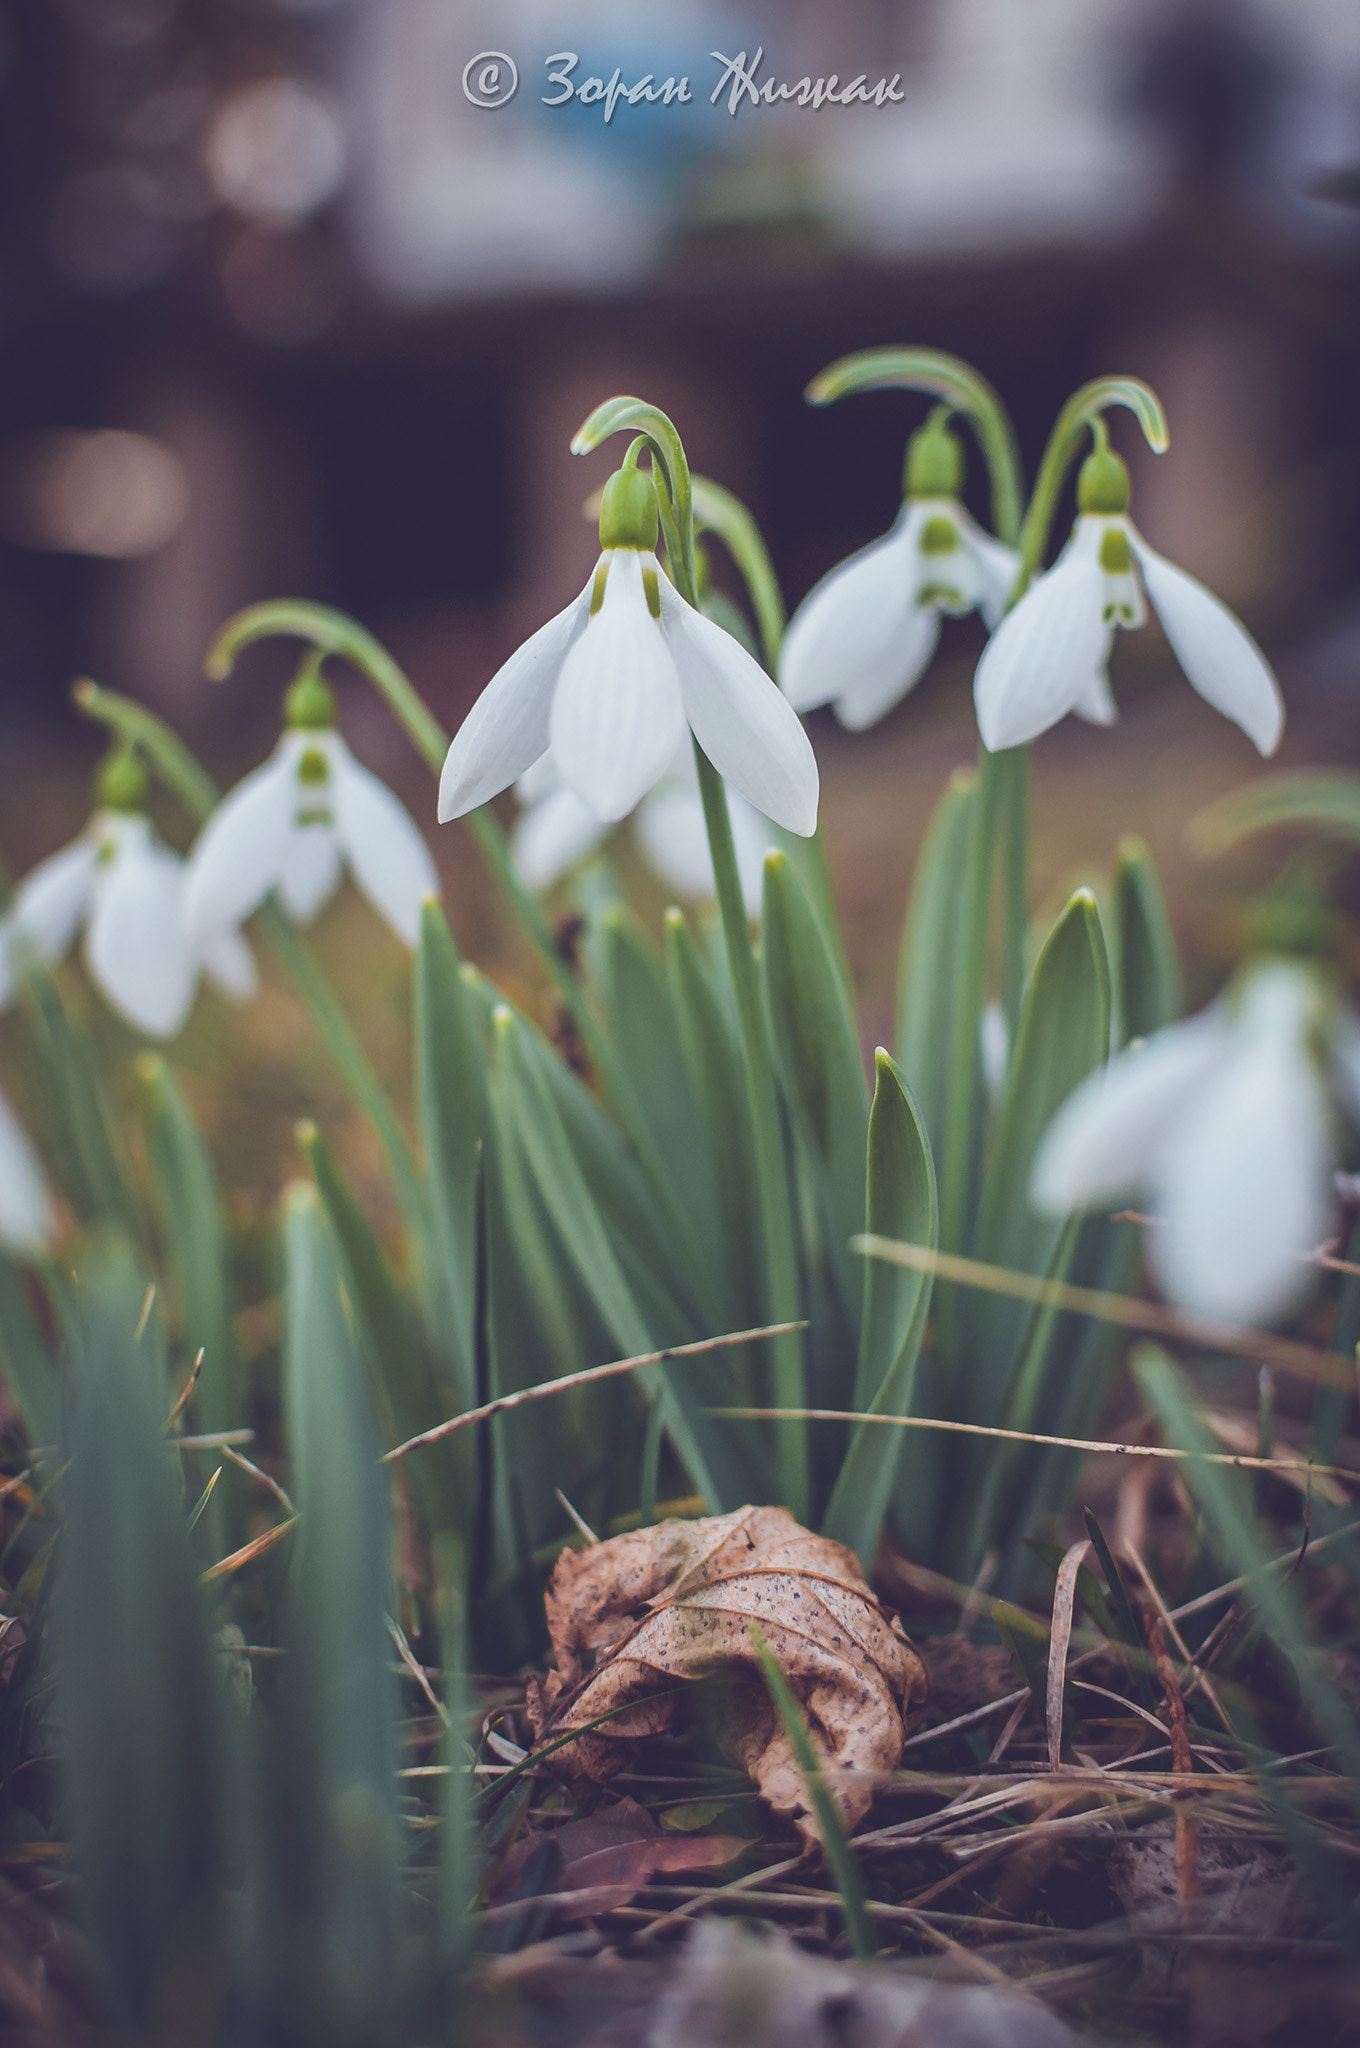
[[438, 466, 818, 838], [0, 1088, 54, 1256], [781, 498, 1018, 731], [512, 742, 775, 915], [1032, 959, 1345, 1326], [185, 698, 439, 952], [0, 771, 256, 1041], [974, 486, 1284, 755]]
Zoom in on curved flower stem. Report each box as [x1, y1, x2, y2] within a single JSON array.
[[1014, 374, 1169, 598], [576, 398, 809, 1518], [806, 346, 1025, 547], [72, 678, 431, 1248]]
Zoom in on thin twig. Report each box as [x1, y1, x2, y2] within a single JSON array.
[[383, 1322, 807, 1462], [221, 1443, 297, 1517], [163, 1349, 204, 1432]]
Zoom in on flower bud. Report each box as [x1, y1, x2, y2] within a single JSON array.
[[904, 419, 963, 500], [598, 465, 659, 552], [1076, 446, 1130, 516], [94, 744, 149, 814]]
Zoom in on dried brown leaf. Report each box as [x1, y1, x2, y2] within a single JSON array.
[[527, 1506, 927, 1844], [493, 1796, 745, 1916]]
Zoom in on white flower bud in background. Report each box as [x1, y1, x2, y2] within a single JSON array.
[[0, 1088, 54, 1256]]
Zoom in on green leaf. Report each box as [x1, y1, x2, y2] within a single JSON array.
[[21, 965, 139, 1240], [1109, 837, 1181, 1046], [583, 902, 723, 1308], [414, 902, 484, 1408], [893, 768, 978, 1157], [0, 1252, 59, 1449], [966, 890, 1109, 1400], [664, 908, 763, 1332], [761, 850, 869, 1313], [136, 1056, 239, 1448], [304, 1123, 472, 1537], [252, 1184, 399, 2043], [1190, 770, 1360, 855], [822, 1054, 937, 1568], [57, 1242, 229, 2035]]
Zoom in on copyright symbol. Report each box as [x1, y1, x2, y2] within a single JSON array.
[[462, 51, 518, 109]]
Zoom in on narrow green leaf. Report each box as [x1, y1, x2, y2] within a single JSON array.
[[0, 1252, 59, 1448], [893, 768, 977, 1155], [748, 1623, 873, 1961], [1190, 771, 1360, 855], [992, 1601, 1048, 1715], [414, 902, 484, 1409], [1109, 837, 1182, 1046], [823, 1055, 937, 1567], [761, 850, 869, 1312], [1082, 1507, 1157, 1711], [304, 1123, 471, 1538], [57, 1243, 228, 2035], [21, 965, 139, 1239], [250, 1185, 399, 2044]]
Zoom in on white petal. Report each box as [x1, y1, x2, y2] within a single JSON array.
[[659, 576, 820, 837], [330, 739, 440, 946], [1330, 1008, 1360, 1129], [515, 750, 560, 804], [636, 785, 716, 902], [1031, 1010, 1227, 1214], [438, 580, 592, 821], [973, 525, 1112, 751], [0, 1088, 54, 1254], [834, 606, 941, 731], [1071, 664, 1118, 725], [512, 784, 607, 891], [13, 834, 99, 962], [956, 511, 1021, 628], [1127, 528, 1284, 756], [200, 928, 258, 1003], [1152, 986, 1330, 1323], [980, 1001, 1009, 1102], [550, 550, 686, 824], [779, 510, 923, 717], [84, 824, 197, 1038], [183, 744, 295, 942], [279, 825, 343, 923]]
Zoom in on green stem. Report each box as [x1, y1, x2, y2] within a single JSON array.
[[572, 398, 809, 1517], [938, 745, 1004, 1267]]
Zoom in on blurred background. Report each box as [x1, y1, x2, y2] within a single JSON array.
[[0, 0, 1358, 1194]]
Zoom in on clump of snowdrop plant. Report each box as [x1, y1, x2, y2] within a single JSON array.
[[0, 744, 256, 1038]]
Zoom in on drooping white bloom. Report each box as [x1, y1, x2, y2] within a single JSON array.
[[438, 463, 818, 838], [185, 727, 440, 951], [781, 497, 1019, 731], [512, 742, 776, 915], [1032, 959, 1345, 1325], [0, 1088, 54, 1255], [0, 808, 256, 1040], [974, 507, 1284, 756]]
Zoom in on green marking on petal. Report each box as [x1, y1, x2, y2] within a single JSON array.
[[1098, 525, 1132, 575], [642, 565, 662, 620], [295, 805, 334, 828], [589, 558, 611, 616], [918, 515, 961, 557], [297, 747, 331, 787], [918, 581, 966, 611]]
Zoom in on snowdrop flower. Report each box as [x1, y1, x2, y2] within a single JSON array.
[[975, 443, 1284, 755], [512, 742, 775, 915], [0, 1088, 54, 1255], [185, 659, 440, 951], [438, 461, 818, 837], [780, 414, 1019, 731], [1032, 958, 1350, 1326], [0, 748, 256, 1040]]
